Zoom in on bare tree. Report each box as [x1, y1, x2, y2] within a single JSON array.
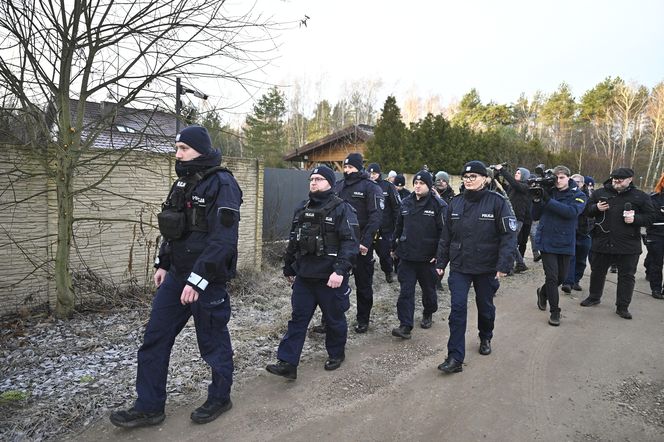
[[645, 82, 664, 186], [0, 0, 288, 318]]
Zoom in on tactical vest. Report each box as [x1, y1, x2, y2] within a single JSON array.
[[295, 196, 343, 257], [157, 166, 228, 240]]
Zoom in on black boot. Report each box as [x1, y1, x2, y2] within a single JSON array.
[[190, 398, 232, 424], [420, 313, 433, 329], [391, 325, 412, 339], [548, 311, 560, 326], [109, 408, 165, 428], [324, 353, 345, 371], [616, 308, 632, 319], [479, 339, 491, 355], [266, 360, 297, 380], [385, 272, 394, 283], [437, 356, 463, 374]]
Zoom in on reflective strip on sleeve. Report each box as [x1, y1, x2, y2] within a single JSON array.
[[187, 272, 209, 291]]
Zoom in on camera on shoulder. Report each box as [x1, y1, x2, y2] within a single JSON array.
[[527, 164, 556, 192]]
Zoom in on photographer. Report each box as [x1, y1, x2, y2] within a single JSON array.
[[581, 168, 655, 319], [532, 165, 587, 326], [494, 164, 531, 273]]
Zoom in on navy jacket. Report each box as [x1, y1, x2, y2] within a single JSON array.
[[157, 167, 243, 295], [532, 178, 587, 255], [334, 171, 384, 248], [587, 180, 655, 254], [438, 188, 517, 275], [646, 192, 664, 238], [375, 177, 401, 234], [393, 191, 447, 262], [283, 190, 359, 279], [397, 188, 410, 200]]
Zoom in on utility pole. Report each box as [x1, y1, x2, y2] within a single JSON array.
[[175, 77, 209, 134]]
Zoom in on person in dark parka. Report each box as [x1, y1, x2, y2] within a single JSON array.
[[532, 166, 587, 326], [434, 171, 456, 204], [110, 125, 242, 428], [436, 161, 517, 374], [390, 170, 447, 339], [645, 172, 664, 299], [265, 166, 359, 380], [334, 153, 384, 333], [394, 174, 411, 200], [495, 164, 532, 273], [580, 167, 655, 319], [368, 162, 402, 283]]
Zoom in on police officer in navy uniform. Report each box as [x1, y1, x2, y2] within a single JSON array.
[[334, 153, 384, 333], [110, 126, 242, 428], [391, 170, 447, 339], [265, 166, 359, 380], [436, 161, 517, 374], [394, 174, 410, 200], [368, 162, 401, 283]]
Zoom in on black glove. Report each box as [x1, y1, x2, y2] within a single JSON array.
[[531, 188, 543, 202], [541, 187, 551, 202]]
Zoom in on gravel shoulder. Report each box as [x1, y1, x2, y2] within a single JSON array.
[[82, 259, 664, 442], [2, 256, 664, 441]]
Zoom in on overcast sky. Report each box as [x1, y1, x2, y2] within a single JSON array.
[[210, 0, 664, 121]]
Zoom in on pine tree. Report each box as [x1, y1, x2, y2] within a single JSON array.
[[366, 96, 407, 171], [244, 86, 287, 167]]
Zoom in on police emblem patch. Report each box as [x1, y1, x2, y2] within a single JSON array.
[[509, 218, 517, 231], [379, 198, 385, 210]]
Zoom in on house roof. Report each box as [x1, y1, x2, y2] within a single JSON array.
[[69, 99, 176, 153], [284, 124, 374, 161]]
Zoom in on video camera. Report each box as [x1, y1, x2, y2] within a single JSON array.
[[527, 164, 556, 192]]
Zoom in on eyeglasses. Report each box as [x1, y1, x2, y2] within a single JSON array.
[[462, 174, 481, 182], [309, 177, 326, 182], [611, 177, 629, 183]]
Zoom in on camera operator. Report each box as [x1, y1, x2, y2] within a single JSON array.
[[580, 168, 655, 318], [532, 165, 587, 326], [494, 164, 531, 273]]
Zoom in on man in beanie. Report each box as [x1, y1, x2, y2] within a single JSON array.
[[394, 174, 410, 200], [265, 166, 359, 380], [111, 125, 242, 427], [368, 162, 402, 283], [494, 164, 532, 273], [580, 167, 655, 319], [390, 170, 447, 338], [434, 171, 455, 204], [333, 153, 384, 333], [437, 161, 517, 373]]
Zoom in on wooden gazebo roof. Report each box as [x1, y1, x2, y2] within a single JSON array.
[[284, 124, 374, 171]]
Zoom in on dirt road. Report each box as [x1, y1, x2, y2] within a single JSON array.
[[81, 264, 664, 441]]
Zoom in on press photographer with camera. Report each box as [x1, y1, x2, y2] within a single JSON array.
[[494, 163, 532, 273], [531, 165, 587, 326], [580, 168, 655, 319]]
